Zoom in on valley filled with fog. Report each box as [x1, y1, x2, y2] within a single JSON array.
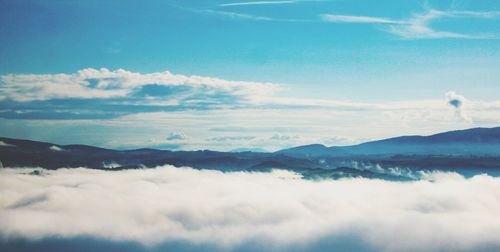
[[1, 165, 500, 252]]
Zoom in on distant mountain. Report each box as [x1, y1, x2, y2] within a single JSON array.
[[230, 147, 268, 153], [2, 126, 500, 179], [278, 127, 500, 157], [0, 137, 271, 170], [275, 144, 330, 157]]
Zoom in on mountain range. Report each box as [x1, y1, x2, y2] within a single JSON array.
[[278, 127, 500, 157], [2, 127, 500, 180]]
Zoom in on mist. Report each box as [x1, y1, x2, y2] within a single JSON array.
[[1, 166, 500, 251]]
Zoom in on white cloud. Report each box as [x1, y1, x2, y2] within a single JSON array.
[[102, 161, 121, 169], [322, 9, 500, 39], [49, 145, 64, 151], [0, 68, 279, 102], [321, 14, 401, 24], [270, 133, 298, 141], [449, 10, 500, 19], [0, 166, 499, 251], [197, 9, 277, 21], [207, 136, 255, 142], [1, 68, 500, 151], [219, 0, 327, 7], [219, 1, 297, 7], [445, 91, 472, 123], [166, 132, 187, 141], [2, 93, 499, 151], [0, 140, 15, 147], [446, 91, 465, 109], [388, 9, 473, 39]]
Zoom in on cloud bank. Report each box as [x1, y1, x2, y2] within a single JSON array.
[[1, 68, 500, 150], [0, 68, 280, 119], [1, 166, 499, 251], [0, 68, 278, 102]]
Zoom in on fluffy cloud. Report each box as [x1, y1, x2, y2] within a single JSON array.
[[0, 68, 278, 103], [446, 91, 472, 123], [446, 91, 465, 108], [1, 68, 500, 151], [1, 166, 500, 251], [166, 132, 187, 141], [0, 68, 281, 120], [0, 68, 496, 123]]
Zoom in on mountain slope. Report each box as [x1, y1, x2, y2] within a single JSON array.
[[2, 127, 500, 175], [278, 127, 500, 157]]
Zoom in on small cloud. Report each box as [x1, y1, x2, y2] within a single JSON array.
[[445, 91, 472, 123], [166, 132, 187, 141], [270, 133, 298, 141], [49, 145, 64, 151], [207, 136, 255, 142], [446, 91, 464, 109], [0, 141, 15, 147], [102, 161, 121, 169]]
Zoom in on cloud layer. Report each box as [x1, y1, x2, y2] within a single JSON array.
[[1, 166, 499, 251], [0, 68, 279, 119], [0, 68, 278, 102], [2, 68, 500, 151]]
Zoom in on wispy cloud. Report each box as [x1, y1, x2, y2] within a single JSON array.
[[388, 9, 482, 39], [195, 9, 277, 21], [219, 0, 326, 7], [195, 8, 312, 23], [322, 9, 500, 39], [220, 1, 297, 7], [167, 3, 283, 22], [321, 14, 402, 24]]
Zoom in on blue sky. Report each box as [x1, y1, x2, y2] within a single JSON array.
[[1, 0, 500, 151]]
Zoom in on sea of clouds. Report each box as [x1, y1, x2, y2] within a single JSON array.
[[1, 166, 500, 251]]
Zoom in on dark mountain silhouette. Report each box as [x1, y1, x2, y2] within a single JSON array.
[[2, 127, 500, 179], [278, 127, 500, 157]]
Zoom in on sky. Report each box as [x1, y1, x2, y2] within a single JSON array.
[[1, 0, 500, 151]]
